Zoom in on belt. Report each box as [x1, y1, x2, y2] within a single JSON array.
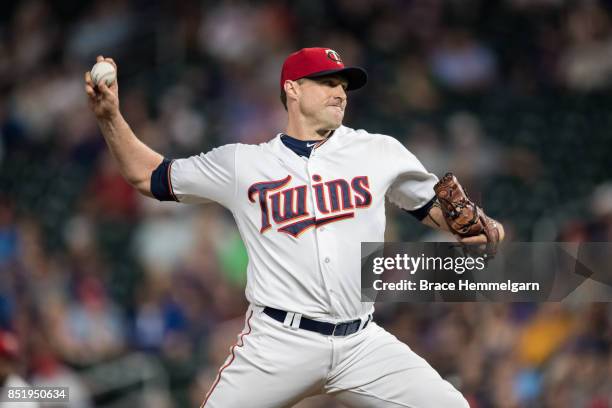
[[263, 307, 371, 337]]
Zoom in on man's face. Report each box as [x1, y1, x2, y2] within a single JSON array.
[[295, 75, 349, 130]]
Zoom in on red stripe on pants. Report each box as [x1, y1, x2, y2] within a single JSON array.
[[201, 310, 254, 407]]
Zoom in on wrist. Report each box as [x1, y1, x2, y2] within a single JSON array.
[[97, 108, 121, 123]]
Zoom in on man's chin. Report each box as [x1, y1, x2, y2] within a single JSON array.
[[327, 117, 344, 130], [315, 114, 344, 132], [316, 122, 342, 137]]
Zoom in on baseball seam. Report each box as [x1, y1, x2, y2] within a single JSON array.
[[96, 71, 115, 86]]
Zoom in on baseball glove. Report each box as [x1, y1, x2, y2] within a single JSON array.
[[433, 173, 500, 257]]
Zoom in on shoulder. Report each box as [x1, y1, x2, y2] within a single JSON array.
[[197, 141, 262, 158], [340, 126, 407, 150], [230, 136, 281, 154]]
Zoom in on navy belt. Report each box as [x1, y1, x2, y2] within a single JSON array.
[[263, 307, 371, 337]]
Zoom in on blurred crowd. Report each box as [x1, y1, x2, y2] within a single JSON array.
[[1, 0, 612, 407]]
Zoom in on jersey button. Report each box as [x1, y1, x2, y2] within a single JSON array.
[[324, 257, 330, 263]]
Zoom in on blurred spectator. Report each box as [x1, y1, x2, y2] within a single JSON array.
[[591, 182, 612, 241], [158, 84, 208, 153], [87, 152, 140, 221], [10, 1, 58, 78], [29, 333, 93, 408], [405, 122, 448, 176], [560, 2, 612, 91], [66, 0, 134, 61], [133, 277, 167, 351], [0, 198, 17, 268], [0, 331, 38, 408], [50, 276, 126, 365], [133, 205, 197, 277], [446, 112, 502, 189], [395, 56, 441, 111], [517, 304, 575, 367], [430, 28, 497, 92]]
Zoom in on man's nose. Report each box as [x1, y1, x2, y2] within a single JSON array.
[[333, 85, 347, 100]]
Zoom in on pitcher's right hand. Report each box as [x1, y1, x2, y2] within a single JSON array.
[[85, 55, 119, 120]]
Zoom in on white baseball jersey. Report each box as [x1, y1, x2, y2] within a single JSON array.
[[169, 125, 437, 322]]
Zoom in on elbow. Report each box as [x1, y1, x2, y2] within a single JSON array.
[[137, 185, 154, 198], [129, 160, 162, 198], [129, 176, 153, 198]]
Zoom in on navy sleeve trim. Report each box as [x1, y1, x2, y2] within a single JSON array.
[[151, 158, 178, 202], [405, 196, 436, 221]]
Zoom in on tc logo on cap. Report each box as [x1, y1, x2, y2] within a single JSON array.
[[326, 49, 343, 64]]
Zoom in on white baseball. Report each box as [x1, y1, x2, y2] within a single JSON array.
[[91, 61, 116, 86]]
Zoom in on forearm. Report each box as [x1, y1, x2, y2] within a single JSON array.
[[97, 112, 163, 196], [421, 202, 451, 232], [85, 56, 163, 197]]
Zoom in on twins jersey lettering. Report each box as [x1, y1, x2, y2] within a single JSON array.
[[169, 125, 437, 321], [247, 173, 371, 236]]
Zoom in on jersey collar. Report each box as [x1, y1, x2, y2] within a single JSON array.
[[280, 134, 320, 158], [269, 125, 350, 167]]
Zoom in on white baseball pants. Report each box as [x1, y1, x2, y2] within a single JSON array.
[[201, 305, 469, 408]]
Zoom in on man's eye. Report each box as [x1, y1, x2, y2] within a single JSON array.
[[321, 79, 346, 89]]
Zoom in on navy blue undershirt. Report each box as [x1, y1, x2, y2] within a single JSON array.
[[280, 134, 321, 158], [405, 197, 436, 221]]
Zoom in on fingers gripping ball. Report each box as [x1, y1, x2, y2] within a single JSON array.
[[91, 61, 116, 86]]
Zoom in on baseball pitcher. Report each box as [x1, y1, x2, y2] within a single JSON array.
[[85, 47, 504, 407]]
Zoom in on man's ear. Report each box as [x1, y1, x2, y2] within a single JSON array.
[[284, 80, 300, 103]]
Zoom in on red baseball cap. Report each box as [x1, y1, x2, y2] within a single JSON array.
[[280, 47, 367, 91]]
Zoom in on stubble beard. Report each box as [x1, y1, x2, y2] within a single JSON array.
[[322, 107, 344, 130]]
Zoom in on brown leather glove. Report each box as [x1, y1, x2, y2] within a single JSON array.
[[434, 173, 500, 257]]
